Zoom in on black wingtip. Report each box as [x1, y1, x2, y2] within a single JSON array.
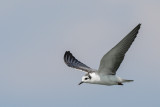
[[138, 23, 141, 28], [64, 51, 70, 58], [64, 51, 71, 57], [65, 51, 70, 54], [64, 51, 75, 64], [132, 23, 141, 32]]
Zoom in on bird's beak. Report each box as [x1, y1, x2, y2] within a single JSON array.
[[78, 81, 83, 85]]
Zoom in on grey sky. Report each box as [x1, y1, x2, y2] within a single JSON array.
[[0, 0, 160, 107]]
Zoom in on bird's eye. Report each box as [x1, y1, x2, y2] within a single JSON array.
[[85, 78, 88, 80]]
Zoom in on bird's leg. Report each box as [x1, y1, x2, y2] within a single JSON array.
[[118, 82, 123, 85]]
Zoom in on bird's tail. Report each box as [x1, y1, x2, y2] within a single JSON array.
[[122, 79, 134, 83]]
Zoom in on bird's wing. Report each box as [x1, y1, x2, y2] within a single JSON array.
[[98, 24, 141, 75], [64, 51, 95, 73]]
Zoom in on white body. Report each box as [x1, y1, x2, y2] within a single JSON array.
[[82, 72, 124, 85]]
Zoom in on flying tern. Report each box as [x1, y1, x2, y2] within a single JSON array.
[[64, 24, 141, 86]]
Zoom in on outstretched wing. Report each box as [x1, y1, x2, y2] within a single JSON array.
[[98, 24, 141, 75], [64, 51, 95, 73]]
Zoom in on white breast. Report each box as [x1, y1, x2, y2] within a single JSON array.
[[89, 73, 122, 85]]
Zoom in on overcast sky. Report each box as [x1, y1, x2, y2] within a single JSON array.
[[0, 0, 160, 107]]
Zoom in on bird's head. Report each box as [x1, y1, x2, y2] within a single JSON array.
[[78, 74, 92, 85]]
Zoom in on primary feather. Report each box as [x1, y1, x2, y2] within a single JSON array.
[[64, 51, 95, 73]]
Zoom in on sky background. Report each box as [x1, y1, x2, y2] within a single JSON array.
[[0, 0, 160, 107]]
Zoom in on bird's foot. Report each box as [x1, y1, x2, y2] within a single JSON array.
[[118, 82, 123, 85]]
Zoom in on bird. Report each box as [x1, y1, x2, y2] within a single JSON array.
[[64, 24, 141, 86]]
